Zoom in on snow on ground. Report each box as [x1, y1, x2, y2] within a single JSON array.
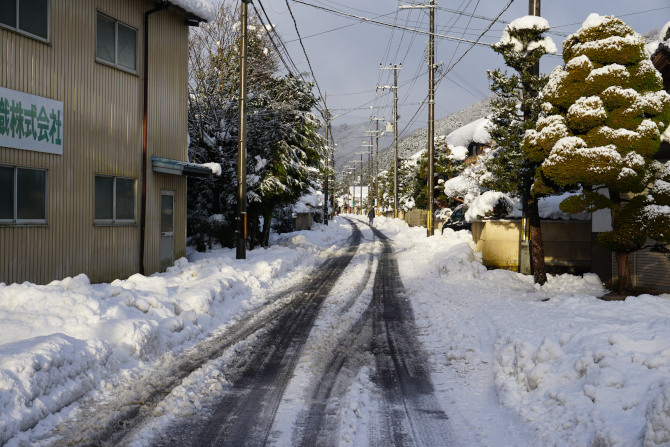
[[2, 215, 670, 446], [371, 215, 670, 447], [0, 221, 353, 446]]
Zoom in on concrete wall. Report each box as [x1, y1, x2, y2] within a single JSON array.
[[472, 219, 592, 272]]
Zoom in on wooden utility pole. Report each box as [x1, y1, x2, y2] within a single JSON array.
[[378, 64, 401, 218], [427, 0, 435, 236], [372, 116, 384, 213], [323, 95, 329, 225], [400, 1, 435, 235], [236, 0, 250, 260]]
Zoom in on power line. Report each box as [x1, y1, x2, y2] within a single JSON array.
[[284, 0, 327, 112], [292, 0, 495, 47], [436, 0, 515, 86], [550, 6, 670, 29], [253, 2, 303, 78], [284, 10, 399, 42]]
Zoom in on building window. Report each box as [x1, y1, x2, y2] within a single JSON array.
[[0, 0, 49, 41], [95, 175, 136, 224], [0, 165, 47, 224], [96, 12, 137, 72]]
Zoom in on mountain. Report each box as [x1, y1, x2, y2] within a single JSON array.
[[329, 96, 493, 177]]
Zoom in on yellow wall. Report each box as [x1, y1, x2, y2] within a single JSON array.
[[472, 220, 592, 271]]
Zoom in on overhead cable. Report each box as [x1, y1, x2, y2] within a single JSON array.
[[292, 0, 494, 47]]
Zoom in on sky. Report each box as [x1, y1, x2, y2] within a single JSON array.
[[259, 0, 670, 140]]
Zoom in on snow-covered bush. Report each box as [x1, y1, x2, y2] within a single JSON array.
[[525, 14, 670, 290]]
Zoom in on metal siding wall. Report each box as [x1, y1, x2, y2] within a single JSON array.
[[635, 246, 670, 291], [144, 11, 188, 274], [1, 0, 188, 284]]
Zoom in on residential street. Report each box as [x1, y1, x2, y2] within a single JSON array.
[[44, 218, 457, 447], [3, 216, 670, 447]]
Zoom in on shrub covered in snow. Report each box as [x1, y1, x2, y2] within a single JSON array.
[[524, 14, 670, 290]]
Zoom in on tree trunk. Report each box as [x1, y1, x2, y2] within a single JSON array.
[[262, 210, 272, 247], [528, 196, 547, 285], [249, 212, 257, 251], [616, 252, 632, 292]]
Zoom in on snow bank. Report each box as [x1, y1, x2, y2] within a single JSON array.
[[0, 221, 353, 445], [293, 187, 323, 214], [371, 216, 670, 447]]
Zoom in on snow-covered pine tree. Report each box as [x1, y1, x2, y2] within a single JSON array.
[[409, 141, 462, 211], [526, 14, 670, 292], [486, 15, 557, 284], [187, 2, 325, 249]]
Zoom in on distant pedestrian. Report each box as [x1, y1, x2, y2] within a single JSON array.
[[367, 208, 375, 225]]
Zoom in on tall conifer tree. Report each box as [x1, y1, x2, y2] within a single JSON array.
[[486, 16, 557, 284]]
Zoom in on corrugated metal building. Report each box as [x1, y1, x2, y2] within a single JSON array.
[[1, 0, 211, 284]]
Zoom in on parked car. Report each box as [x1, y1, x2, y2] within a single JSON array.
[[441, 204, 472, 233]]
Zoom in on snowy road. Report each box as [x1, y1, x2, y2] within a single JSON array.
[[146, 219, 456, 447], [6, 215, 670, 447], [46, 218, 456, 447]]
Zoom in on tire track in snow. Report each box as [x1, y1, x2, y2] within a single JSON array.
[[369, 225, 459, 447], [153, 219, 363, 447], [40, 221, 361, 447]]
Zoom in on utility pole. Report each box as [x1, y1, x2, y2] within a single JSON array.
[[323, 94, 329, 225], [378, 64, 401, 218], [236, 0, 250, 260], [361, 137, 374, 208], [427, 0, 435, 236], [400, 1, 435, 236], [371, 116, 384, 213], [355, 152, 368, 213], [350, 163, 358, 213], [520, 0, 541, 274]]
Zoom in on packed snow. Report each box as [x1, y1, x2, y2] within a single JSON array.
[[445, 117, 492, 150], [1, 216, 670, 446], [495, 15, 557, 55], [167, 0, 215, 22]]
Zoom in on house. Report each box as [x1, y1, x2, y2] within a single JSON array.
[[1, 0, 214, 285], [444, 117, 492, 164]]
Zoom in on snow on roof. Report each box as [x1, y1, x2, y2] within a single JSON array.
[[165, 0, 215, 22], [647, 20, 670, 56], [445, 117, 492, 148]]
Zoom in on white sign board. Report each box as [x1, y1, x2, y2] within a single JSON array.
[[0, 86, 63, 155]]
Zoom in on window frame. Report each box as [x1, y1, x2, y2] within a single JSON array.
[[94, 175, 137, 225], [0, 165, 48, 225], [0, 0, 50, 43], [95, 11, 138, 74]]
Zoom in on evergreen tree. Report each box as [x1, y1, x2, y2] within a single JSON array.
[[525, 14, 670, 291], [187, 2, 325, 250], [486, 16, 557, 284], [409, 141, 463, 211]]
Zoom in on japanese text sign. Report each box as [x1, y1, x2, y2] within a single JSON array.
[[0, 87, 63, 155]]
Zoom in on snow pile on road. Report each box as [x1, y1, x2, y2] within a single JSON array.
[[0, 221, 353, 445], [370, 215, 670, 446]]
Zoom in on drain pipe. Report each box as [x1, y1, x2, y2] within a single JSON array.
[[140, 1, 169, 275]]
